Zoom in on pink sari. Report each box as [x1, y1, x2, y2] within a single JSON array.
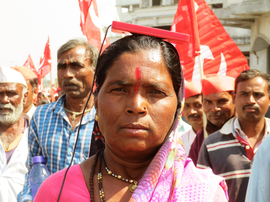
[[130, 115, 228, 202]]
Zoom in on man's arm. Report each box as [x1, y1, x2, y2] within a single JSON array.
[[245, 136, 270, 202], [196, 140, 212, 169], [18, 115, 42, 202]]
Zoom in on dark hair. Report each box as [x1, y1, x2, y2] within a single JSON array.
[[57, 38, 99, 70], [235, 69, 270, 93], [29, 78, 38, 92], [95, 35, 183, 99], [38, 92, 46, 98]]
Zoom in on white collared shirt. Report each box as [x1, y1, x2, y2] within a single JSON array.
[[0, 128, 28, 202], [233, 117, 270, 153], [22, 105, 36, 123], [181, 128, 197, 155]]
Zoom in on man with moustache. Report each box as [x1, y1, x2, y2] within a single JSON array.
[[12, 66, 38, 122], [0, 67, 29, 202], [197, 69, 270, 202], [19, 39, 99, 202], [188, 75, 236, 164], [181, 81, 203, 155]]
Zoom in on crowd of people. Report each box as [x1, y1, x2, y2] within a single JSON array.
[[0, 30, 269, 202]]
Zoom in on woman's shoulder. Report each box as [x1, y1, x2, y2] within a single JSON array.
[[34, 164, 90, 202], [181, 158, 228, 200]]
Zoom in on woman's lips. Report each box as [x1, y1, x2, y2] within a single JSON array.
[[121, 123, 149, 134]]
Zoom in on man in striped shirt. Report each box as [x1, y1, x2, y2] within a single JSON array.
[[18, 39, 99, 202], [188, 75, 236, 164], [197, 69, 270, 202]]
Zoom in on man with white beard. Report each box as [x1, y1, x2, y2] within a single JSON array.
[[0, 67, 29, 202]]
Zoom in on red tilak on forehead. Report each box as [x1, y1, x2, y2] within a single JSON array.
[[66, 60, 69, 65], [134, 67, 141, 93]]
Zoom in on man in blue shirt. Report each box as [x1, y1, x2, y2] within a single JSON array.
[[246, 130, 270, 202], [18, 38, 99, 202]]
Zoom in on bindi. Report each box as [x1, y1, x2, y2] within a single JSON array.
[[134, 67, 141, 93], [66, 60, 69, 65]]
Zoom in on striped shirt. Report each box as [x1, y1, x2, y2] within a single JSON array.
[[197, 117, 270, 202], [18, 95, 96, 202]]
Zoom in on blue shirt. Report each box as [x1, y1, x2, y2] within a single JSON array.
[[18, 95, 96, 202], [245, 132, 270, 202]]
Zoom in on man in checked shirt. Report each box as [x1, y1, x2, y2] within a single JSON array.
[[18, 38, 99, 202]]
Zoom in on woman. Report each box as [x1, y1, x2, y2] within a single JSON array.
[[34, 35, 228, 202]]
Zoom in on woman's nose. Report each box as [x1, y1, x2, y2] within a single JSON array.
[[125, 93, 147, 115]]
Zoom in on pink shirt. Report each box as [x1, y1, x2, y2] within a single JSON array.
[[34, 164, 90, 202]]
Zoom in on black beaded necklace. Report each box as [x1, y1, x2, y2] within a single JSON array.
[[89, 149, 102, 202], [89, 149, 139, 202]]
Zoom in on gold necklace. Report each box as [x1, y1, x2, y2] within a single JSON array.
[[101, 151, 139, 193], [64, 107, 91, 120]]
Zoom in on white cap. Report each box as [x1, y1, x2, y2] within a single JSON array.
[[0, 66, 27, 88]]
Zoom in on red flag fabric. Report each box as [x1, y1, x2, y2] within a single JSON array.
[[23, 54, 38, 76], [172, 0, 249, 82], [37, 79, 45, 92], [78, 0, 110, 49], [38, 37, 52, 79]]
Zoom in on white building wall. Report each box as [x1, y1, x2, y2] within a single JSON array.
[[250, 14, 270, 72], [250, 48, 268, 73]]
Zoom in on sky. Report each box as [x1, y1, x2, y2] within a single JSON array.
[[0, 0, 118, 84]]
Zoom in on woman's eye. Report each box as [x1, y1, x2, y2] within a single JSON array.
[[150, 90, 165, 95], [111, 88, 125, 92]]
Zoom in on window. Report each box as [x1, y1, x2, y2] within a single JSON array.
[[121, 6, 129, 13], [212, 3, 223, 9], [152, 0, 161, 6]]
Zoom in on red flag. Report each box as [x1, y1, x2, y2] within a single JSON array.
[[24, 54, 38, 76], [78, 0, 110, 49], [37, 79, 45, 92], [38, 37, 52, 79], [172, 0, 249, 82]]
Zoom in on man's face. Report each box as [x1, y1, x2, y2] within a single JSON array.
[[57, 45, 94, 99], [234, 77, 270, 122], [203, 91, 235, 128], [24, 80, 33, 110], [37, 93, 45, 101], [183, 95, 203, 129], [0, 83, 26, 125]]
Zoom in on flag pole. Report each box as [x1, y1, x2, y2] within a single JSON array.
[[197, 54, 208, 139]]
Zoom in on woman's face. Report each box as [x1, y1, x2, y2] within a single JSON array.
[[95, 49, 178, 158]]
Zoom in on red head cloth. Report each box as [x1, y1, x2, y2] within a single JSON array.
[[185, 81, 202, 99], [201, 75, 235, 96], [12, 66, 38, 80]]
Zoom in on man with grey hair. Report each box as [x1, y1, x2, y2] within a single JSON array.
[[19, 38, 99, 202], [0, 67, 29, 202]]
